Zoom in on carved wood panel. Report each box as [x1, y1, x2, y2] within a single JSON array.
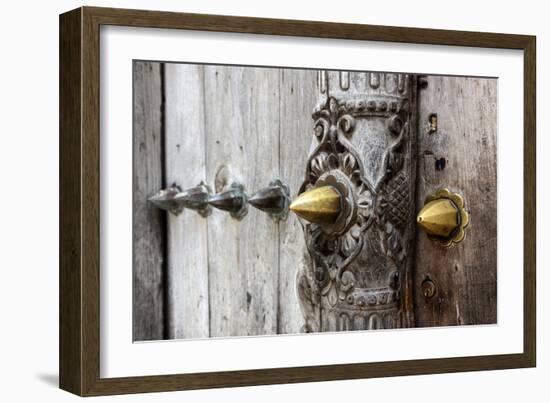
[[296, 71, 418, 331]]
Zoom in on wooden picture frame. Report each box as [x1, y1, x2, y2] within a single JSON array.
[[59, 6, 536, 396]]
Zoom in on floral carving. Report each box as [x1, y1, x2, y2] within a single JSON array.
[[297, 74, 417, 332]]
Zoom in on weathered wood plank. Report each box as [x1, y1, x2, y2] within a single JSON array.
[[132, 61, 165, 341], [205, 65, 280, 337], [164, 64, 210, 339], [278, 68, 319, 334], [414, 76, 498, 326]]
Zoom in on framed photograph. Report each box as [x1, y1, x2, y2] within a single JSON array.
[[59, 6, 536, 396]]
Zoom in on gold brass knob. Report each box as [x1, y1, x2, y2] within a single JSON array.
[[416, 188, 469, 248], [417, 199, 458, 237], [289, 186, 342, 224]]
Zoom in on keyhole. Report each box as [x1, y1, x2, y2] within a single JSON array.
[[435, 158, 446, 171], [421, 276, 437, 300]]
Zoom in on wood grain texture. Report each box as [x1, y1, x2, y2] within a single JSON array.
[[164, 64, 210, 339], [132, 61, 165, 341], [204, 66, 280, 336], [59, 8, 82, 395], [59, 6, 536, 395], [523, 38, 536, 364], [86, 353, 533, 396], [414, 76, 498, 326], [84, 6, 533, 49], [80, 6, 101, 395], [160, 66, 317, 337], [277, 69, 319, 334]]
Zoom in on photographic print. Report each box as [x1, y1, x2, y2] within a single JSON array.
[[133, 61, 497, 341], [60, 8, 535, 394]]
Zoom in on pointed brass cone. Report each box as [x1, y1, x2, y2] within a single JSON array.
[[289, 186, 342, 224], [416, 199, 459, 237]]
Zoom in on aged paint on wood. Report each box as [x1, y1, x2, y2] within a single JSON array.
[[132, 61, 165, 341], [414, 76, 497, 326]]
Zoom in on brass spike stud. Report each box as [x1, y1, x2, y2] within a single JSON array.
[[208, 182, 248, 220], [416, 188, 469, 248], [289, 185, 342, 224], [417, 199, 458, 237], [248, 179, 290, 222]]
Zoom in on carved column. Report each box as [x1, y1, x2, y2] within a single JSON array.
[[297, 71, 418, 332]]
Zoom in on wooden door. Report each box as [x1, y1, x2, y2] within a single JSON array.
[[413, 76, 497, 326], [133, 61, 317, 340], [132, 62, 498, 341]]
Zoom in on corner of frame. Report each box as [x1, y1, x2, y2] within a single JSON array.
[[59, 5, 86, 397]]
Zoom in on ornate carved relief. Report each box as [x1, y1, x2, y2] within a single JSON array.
[[297, 72, 418, 332]]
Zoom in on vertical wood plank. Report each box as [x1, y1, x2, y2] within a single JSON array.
[[132, 61, 165, 341], [414, 76, 498, 326], [164, 64, 210, 339], [278, 68, 319, 334], [205, 66, 280, 337]]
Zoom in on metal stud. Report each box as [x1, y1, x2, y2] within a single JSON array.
[[148, 182, 212, 216], [208, 182, 248, 220], [248, 179, 290, 222], [148, 186, 183, 215], [416, 188, 469, 248], [172, 181, 212, 217], [289, 185, 342, 224]]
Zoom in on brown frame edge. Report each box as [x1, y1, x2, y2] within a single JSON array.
[[59, 6, 536, 396]]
